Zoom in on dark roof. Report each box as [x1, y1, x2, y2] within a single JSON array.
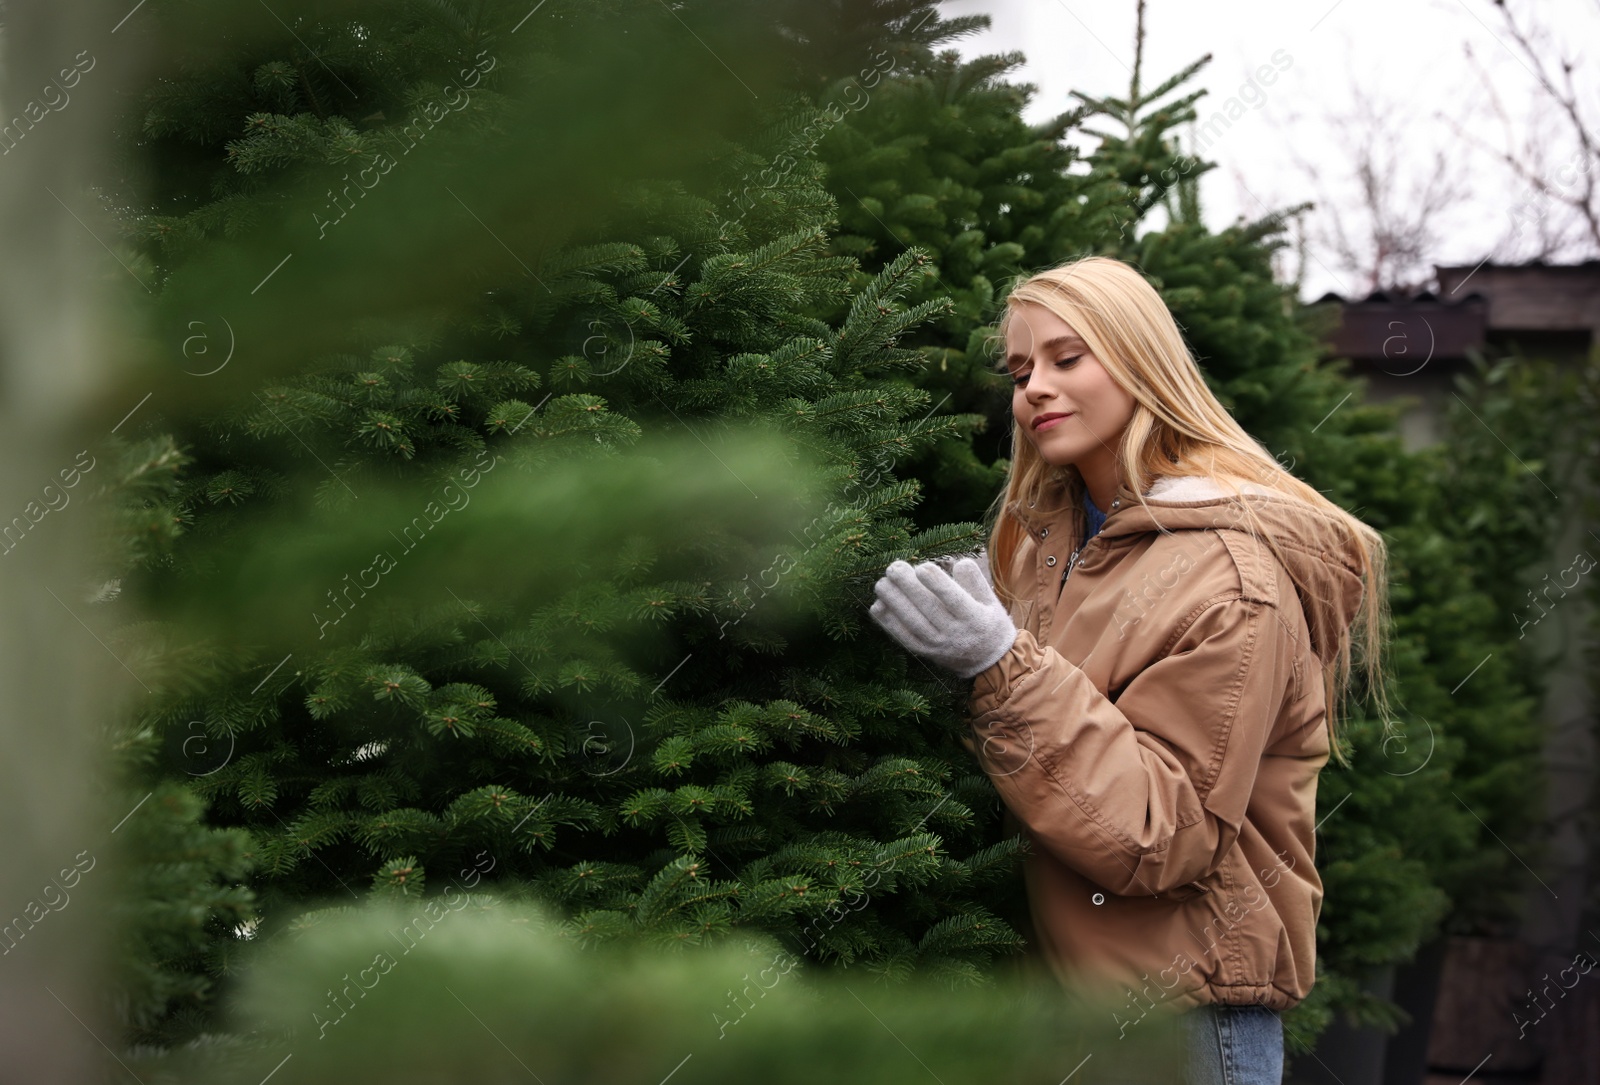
[[1435, 258, 1600, 275], [1319, 290, 1489, 366], [1317, 260, 1600, 366], [1314, 288, 1488, 307]]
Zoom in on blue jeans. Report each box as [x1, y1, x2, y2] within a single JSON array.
[[1183, 1004, 1283, 1085]]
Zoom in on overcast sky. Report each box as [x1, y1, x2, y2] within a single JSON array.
[[937, 0, 1599, 301]]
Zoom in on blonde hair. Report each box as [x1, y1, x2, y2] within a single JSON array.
[[983, 255, 1391, 760]]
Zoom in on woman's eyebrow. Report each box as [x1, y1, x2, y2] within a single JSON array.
[[1006, 334, 1086, 367]]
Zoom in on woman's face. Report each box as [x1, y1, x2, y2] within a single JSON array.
[[1005, 301, 1137, 473]]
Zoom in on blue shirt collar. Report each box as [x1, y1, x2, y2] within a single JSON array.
[[1083, 490, 1108, 541]]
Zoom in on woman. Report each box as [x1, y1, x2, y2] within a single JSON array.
[[868, 256, 1390, 1084]]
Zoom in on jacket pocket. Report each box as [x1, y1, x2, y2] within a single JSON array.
[[1157, 878, 1212, 902], [1154, 843, 1232, 903]]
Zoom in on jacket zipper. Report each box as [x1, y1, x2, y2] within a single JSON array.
[[1057, 499, 1118, 596], [1057, 541, 1088, 601], [1060, 545, 1082, 586]]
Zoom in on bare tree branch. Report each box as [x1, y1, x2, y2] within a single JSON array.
[[1465, 0, 1600, 258], [1275, 83, 1470, 294]]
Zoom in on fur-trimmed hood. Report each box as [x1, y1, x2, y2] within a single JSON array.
[[1008, 474, 1365, 665], [1125, 475, 1363, 666]]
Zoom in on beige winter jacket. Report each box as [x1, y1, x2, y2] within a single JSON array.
[[967, 473, 1364, 1018]]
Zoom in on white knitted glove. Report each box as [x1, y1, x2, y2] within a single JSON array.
[[973, 547, 994, 590], [869, 557, 1018, 679]]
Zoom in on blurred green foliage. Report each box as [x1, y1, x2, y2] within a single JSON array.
[[129, 900, 1182, 1084]]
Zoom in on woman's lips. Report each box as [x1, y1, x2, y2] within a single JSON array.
[[1033, 412, 1073, 431]]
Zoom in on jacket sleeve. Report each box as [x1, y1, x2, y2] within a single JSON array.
[[965, 594, 1295, 897]]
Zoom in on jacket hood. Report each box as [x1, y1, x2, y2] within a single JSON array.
[[1014, 475, 1366, 665]]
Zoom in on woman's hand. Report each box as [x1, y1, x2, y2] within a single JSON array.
[[869, 557, 1018, 679]]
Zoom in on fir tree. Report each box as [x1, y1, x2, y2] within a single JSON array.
[[814, 42, 1205, 526], [81, 433, 261, 1048], [101, 0, 1031, 1047]]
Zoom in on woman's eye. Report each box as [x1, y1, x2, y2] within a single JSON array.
[[1012, 355, 1081, 386]]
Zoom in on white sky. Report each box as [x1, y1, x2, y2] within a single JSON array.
[[937, 0, 1600, 300]]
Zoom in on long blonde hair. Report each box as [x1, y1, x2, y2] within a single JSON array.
[[983, 255, 1391, 759]]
